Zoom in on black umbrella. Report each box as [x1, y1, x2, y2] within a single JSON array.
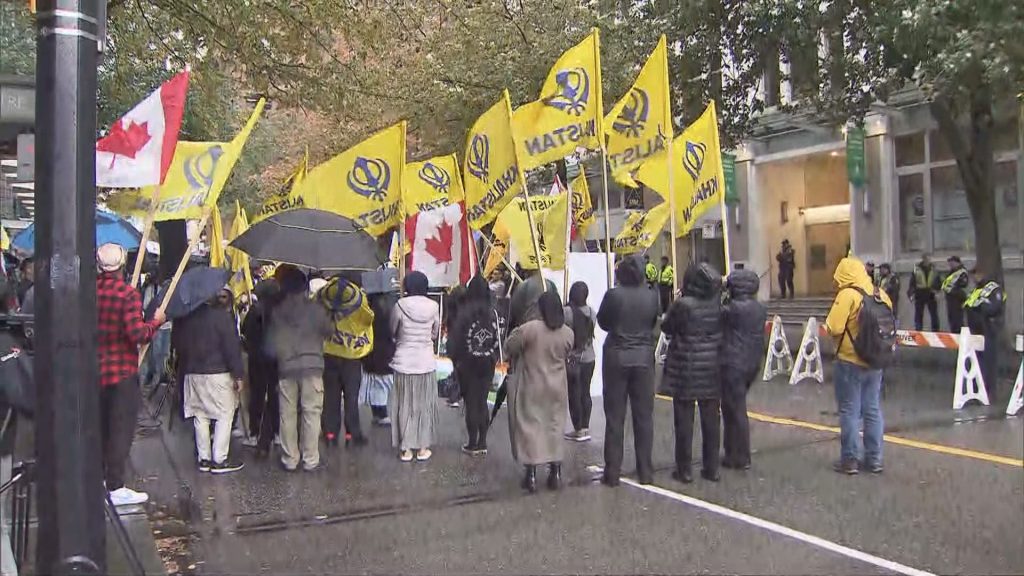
[[147, 266, 232, 320], [229, 209, 382, 271]]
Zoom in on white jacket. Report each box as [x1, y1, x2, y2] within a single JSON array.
[[389, 295, 439, 375]]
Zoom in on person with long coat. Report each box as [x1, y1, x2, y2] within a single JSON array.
[[720, 269, 766, 470], [596, 255, 660, 486], [389, 271, 441, 462], [504, 291, 574, 493], [448, 275, 499, 455], [661, 262, 724, 483]]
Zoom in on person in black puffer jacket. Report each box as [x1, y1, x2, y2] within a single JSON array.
[[597, 255, 661, 487], [660, 262, 723, 483], [720, 269, 766, 471]]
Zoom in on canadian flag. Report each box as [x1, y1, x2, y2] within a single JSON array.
[[96, 70, 189, 188], [406, 202, 472, 287]]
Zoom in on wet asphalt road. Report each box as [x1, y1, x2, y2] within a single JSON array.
[[129, 364, 1024, 575]]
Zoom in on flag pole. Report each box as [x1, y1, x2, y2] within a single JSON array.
[[130, 183, 161, 287], [479, 233, 525, 284], [599, 151, 614, 286], [504, 89, 545, 292], [710, 101, 732, 272], [667, 139, 679, 295], [563, 176, 573, 301]]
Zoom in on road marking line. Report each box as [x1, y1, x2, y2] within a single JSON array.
[[654, 395, 1023, 468], [589, 466, 936, 576]]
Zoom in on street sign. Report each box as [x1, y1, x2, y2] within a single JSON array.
[[723, 152, 738, 205], [846, 126, 866, 187]]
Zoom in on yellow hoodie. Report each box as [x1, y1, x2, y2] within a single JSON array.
[[825, 257, 893, 367]]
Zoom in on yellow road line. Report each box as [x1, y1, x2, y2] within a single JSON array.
[[654, 394, 1023, 468]]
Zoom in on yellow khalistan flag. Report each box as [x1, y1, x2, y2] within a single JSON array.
[[227, 200, 253, 297], [604, 35, 672, 188], [569, 169, 595, 237], [0, 227, 9, 251], [209, 203, 226, 267], [300, 122, 406, 237], [612, 202, 670, 254], [107, 99, 266, 221], [495, 194, 568, 270], [403, 153, 465, 217], [254, 147, 308, 223], [512, 29, 604, 170], [636, 101, 724, 237], [464, 91, 524, 228]]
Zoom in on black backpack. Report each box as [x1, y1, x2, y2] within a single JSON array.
[[843, 287, 897, 369]]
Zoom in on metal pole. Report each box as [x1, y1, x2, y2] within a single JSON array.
[[34, 1, 106, 574]]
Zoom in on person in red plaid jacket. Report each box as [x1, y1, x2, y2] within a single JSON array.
[[96, 243, 165, 507]]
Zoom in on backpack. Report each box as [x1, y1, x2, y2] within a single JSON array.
[[842, 287, 897, 369]]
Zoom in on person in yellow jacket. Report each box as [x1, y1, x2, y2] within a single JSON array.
[[644, 255, 658, 287], [658, 256, 674, 313], [824, 257, 893, 475]]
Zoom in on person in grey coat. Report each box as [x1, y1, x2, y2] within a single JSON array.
[[596, 255, 660, 487], [661, 262, 723, 483], [720, 269, 766, 470], [268, 266, 334, 472]]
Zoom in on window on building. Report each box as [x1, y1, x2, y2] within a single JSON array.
[[895, 126, 1021, 256]]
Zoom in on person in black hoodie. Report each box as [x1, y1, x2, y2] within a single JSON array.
[[661, 262, 723, 483], [596, 255, 661, 486], [449, 275, 499, 455], [240, 279, 281, 457], [361, 291, 398, 425], [720, 269, 766, 470]]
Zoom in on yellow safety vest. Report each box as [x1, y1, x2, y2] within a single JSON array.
[[965, 281, 1004, 308], [914, 265, 936, 291], [659, 265, 674, 285], [941, 268, 967, 294], [645, 262, 658, 283]]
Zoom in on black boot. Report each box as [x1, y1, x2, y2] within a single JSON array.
[[547, 463, 562, 491], [522, 465, 537, 493]]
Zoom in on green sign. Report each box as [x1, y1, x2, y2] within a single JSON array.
[[722, 152, 738, 205], [846, 126, 866, 187]]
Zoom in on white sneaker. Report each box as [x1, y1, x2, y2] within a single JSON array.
[[231, 428, 246, 439], [377, 417, 392, 426], [241, 435, 259, 448], [273, 434, 282, 446], [109, 487, 149, 507]]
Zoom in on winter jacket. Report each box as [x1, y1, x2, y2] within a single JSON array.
[[267, 291, 334, 379], [174, 304, 245, 379], [721, 269, 767, 384], [966, 278, 1005, 335], [825, 257, 893, 368], [449, 276, 499, 370], [660, 263, 723, 400], [362, 292, 398, 376], [390, 294, 440, 375], [597, 255, 660, 367]]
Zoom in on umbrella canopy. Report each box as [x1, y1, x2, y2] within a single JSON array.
[[11, 210, 142, 256], [147, 266, 232, 320], [229, 208, 382, 271]]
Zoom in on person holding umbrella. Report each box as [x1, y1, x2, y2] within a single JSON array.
[[175, 287, 246, 473], [267, 266, 334, 471]]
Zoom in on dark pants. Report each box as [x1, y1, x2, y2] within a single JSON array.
[[673, 398, 721, 475], [658, 285, 672, 313], [567, 360, 595, 431], [602, 358, 654, 482], [248, 353, 279, 440], [457, 363, 494, 449], [322, 355, 363, 439], [946, 296, 966, 334], [973, 324, 1001, 402], [779, 270, 794, 299], [101, 375, 142, 491], [914, 292, 939, 331], [721, 373, 752, 466]]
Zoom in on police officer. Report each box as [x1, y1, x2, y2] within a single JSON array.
[[965, 267, 1005, 401], [644, 255, 658, 288], [658, 256, 675, 314], [908, 253, 940, 331], [941, 256, 970, 334], [876, 263, 901, 320]]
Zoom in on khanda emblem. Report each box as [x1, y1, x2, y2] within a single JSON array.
[[418, 162, 451, 195], [683, 141, 707, 182], [347, 157, 391, 201], [543, 68, 590, 116], [612, 88, 650, 138], [630, 213, 648, 233], [183, 145, 224, 191], [467, 134, 490, 183]]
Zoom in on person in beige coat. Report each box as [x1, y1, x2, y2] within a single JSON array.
[[505, 291, 574, 493]]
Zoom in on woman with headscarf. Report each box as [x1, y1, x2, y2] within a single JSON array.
[[505, 291, 574, 493], [563, 281, 597, 442], [389, 271, 441, 462], [449, 275, 499, 455]]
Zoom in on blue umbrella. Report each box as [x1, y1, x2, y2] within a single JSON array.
[[11, 210, 142, 256], [147, 266, 232, 320]]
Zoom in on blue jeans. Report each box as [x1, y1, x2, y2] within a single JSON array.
[[833, 360, 884, 466], [140, 328, 171, 388]]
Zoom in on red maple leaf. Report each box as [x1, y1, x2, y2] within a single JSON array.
[[424, 220, 454, 265], [97, 120, 152, 168]]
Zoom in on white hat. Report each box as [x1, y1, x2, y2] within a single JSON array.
[[97, 243, 127, 272]]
